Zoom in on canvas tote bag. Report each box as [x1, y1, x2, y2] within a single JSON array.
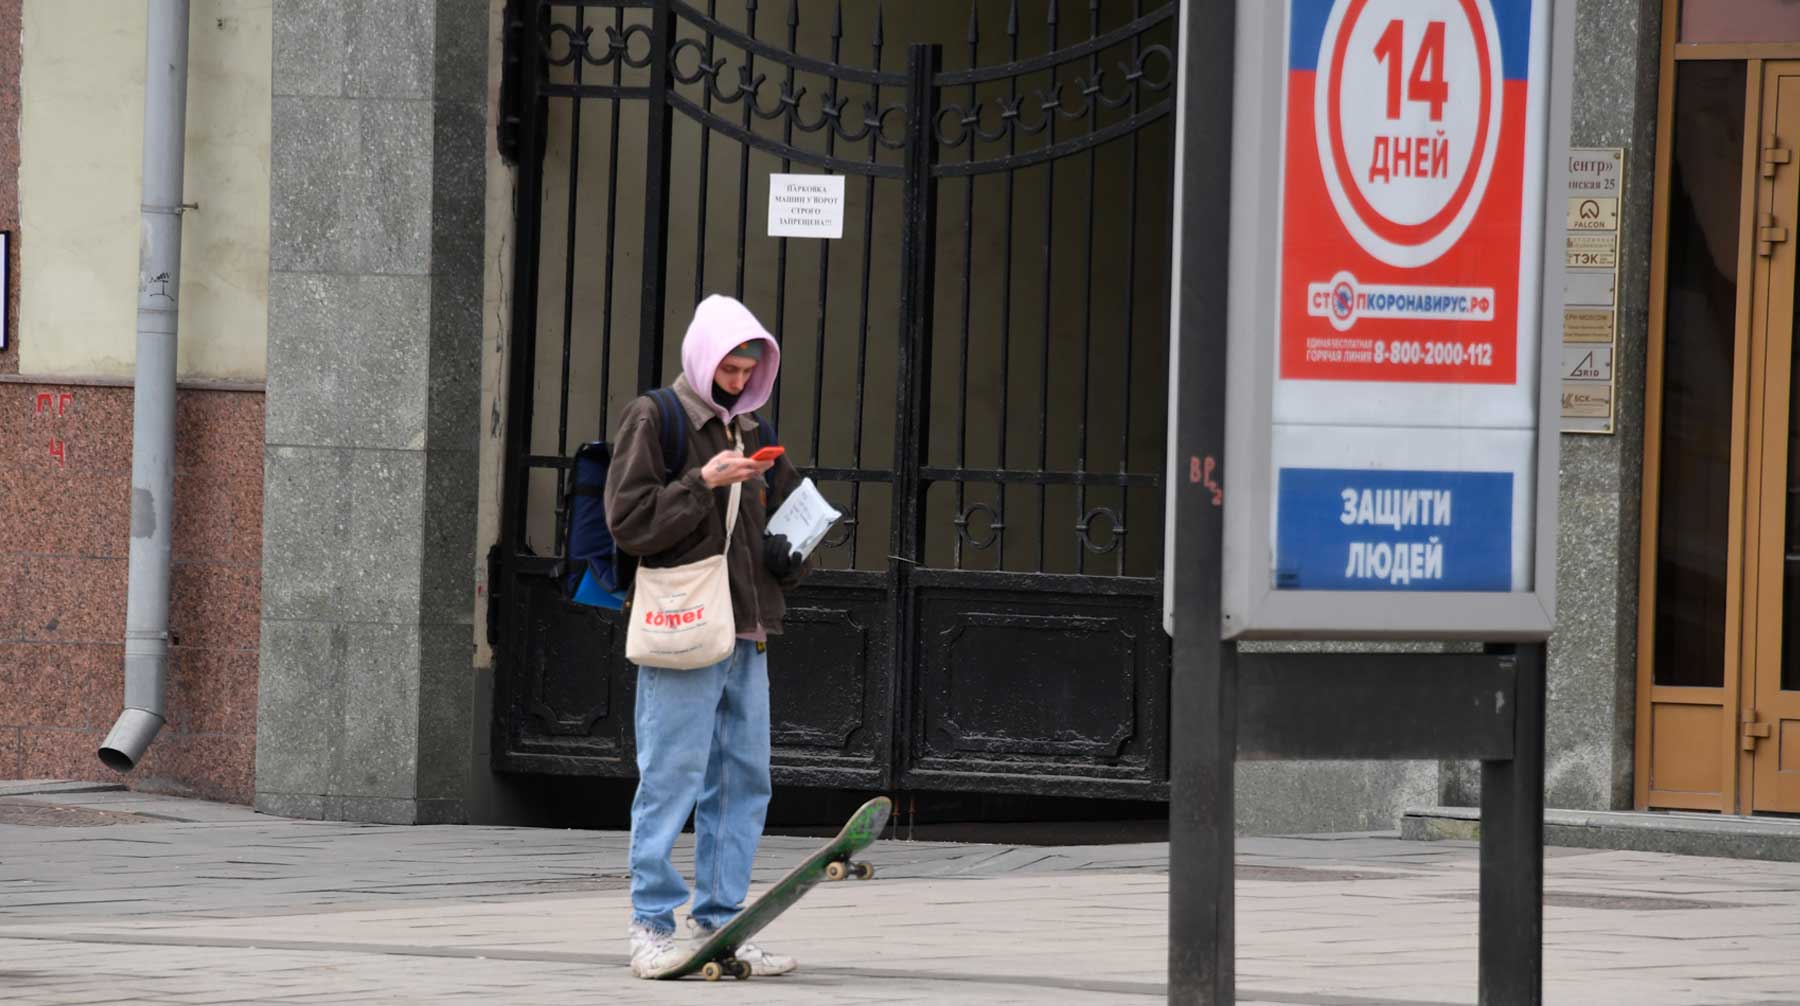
[[625, 432, 743, 670]]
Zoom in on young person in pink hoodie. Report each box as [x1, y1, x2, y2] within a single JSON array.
[[604, 294, 812, 978]]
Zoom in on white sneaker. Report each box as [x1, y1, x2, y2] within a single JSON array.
[[684, 917, 799, 976], [628, 921, 684, 978]]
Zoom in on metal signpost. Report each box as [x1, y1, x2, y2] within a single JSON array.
[[1169, 0, 1572, 1001]]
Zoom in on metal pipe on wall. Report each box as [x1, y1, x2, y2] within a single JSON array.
[[100, 0, 190, 772]]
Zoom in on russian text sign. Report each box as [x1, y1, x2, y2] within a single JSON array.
[[1559, 147, 1623, 434], [1280, 0, 1532, 386], [1215, 0, 1566, 638], [767, 174, 846, 239], [1276, 468, 1513, 590]]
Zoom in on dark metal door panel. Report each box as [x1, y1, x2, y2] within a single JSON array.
[[770, 570, 894, 788], [904, 571, 1169, 799], [495, 574, 637, 775]]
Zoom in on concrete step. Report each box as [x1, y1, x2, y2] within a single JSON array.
[[1403, 804, 1800, 862]]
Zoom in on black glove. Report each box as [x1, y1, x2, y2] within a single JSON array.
[[764, 532, 801, 580]]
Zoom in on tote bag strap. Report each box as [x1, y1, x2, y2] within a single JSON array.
[[723, 427, 744, 548]]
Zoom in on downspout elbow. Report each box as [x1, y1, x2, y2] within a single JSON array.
[[100, 630, 171, 770]]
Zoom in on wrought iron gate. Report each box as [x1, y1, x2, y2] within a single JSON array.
[[492, 0, 1176, 799]]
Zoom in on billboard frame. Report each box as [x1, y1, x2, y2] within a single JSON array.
[[1218, 0, 1572, 641]]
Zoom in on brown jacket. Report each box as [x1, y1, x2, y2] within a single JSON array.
[[604, 375, 811, 636]]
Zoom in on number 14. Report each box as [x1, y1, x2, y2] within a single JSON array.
[[1374, 20, 1448, 121]]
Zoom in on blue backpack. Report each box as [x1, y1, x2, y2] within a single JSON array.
[[562, 388, 778, 610], [561, 388, 686, 610]]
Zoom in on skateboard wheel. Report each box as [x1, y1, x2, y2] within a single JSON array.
[[854, 861, 875, 881], [826, 861, 850, 882], [730, 959, 753, 980], [702, 962, 724, 982]]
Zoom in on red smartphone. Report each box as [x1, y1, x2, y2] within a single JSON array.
[[750, 445, 785, 463]]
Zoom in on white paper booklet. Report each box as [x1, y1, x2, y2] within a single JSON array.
[[766, 477, 843, 560]]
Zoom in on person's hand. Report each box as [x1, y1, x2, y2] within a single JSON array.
[[700, 450, 774, 489], [764, 532, 801, 579]]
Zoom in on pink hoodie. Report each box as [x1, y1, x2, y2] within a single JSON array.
[[681, 295, 781, 424]]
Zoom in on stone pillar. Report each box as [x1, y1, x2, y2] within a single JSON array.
[[1546, 0, 1663, 810], [256, 1, 486, 824]]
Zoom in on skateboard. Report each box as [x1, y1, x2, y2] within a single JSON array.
[[653, 794, 893, 981]]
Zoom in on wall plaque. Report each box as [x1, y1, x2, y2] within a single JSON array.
[[1561, 148, 1622, 433]]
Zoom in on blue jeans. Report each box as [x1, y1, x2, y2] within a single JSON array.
[[628, 640, 772, 934]]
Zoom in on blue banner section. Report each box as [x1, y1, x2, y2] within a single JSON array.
[[1287, 0, 1534, 80], [1288, 0, 1335, 71], [1275, 468, 1514, 591]]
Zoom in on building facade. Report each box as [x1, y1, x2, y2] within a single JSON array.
[[1, 0, 1792, 834]]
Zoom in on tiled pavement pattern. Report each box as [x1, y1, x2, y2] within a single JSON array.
[[2, 789, 1799, 1004]]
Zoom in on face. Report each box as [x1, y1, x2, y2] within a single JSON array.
[[714, 354, 758, 395]]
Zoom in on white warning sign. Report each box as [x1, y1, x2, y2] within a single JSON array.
[[768, 174, 846, 239]]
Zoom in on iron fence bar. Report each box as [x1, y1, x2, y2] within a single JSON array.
[[523, 455, 903, 488], [795, 465, 895, 482], [1076, 0, 1099, 575], [997, 0, 1020, 571], [769, 0, 800, 435], [1035, 0, 1058, 575], [667, 91, 901, 176], [919, 466, 1157, 488], [670, 0, 906, 86], [807, 6, 845, 469], [906, 565, 1159, 592], [894, 42, 941, 566], [933, 3, 1174, 86], [555, 5, 586, 473], [538, 82, 653, 98], [1118, 0, 1142, 577], [504, 0, 551, 553], [693, 0, 719, 308], [849, 6, 885, 566], [931, 103, 1171, 176], [891, 39, 941, 799], [636, 0, 677, 391], [732, 0, 759, 300], [598, 3, 626, 438], [953, 4, 980, 571]]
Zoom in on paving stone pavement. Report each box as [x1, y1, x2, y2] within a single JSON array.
[[2, 789, 1799, 1004]]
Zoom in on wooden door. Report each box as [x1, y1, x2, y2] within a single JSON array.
[[1743, 62, 1800, 815], [1637, 56, 1756, 814]]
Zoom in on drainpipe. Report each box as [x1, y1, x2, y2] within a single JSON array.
[[100, 0, 190, 772]]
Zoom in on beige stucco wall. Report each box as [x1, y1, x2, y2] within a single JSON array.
[[18, 0, 271, 381]]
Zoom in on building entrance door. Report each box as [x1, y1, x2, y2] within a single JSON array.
[[1641, 57, 1800, 815], [1741, 62, 1800, 815]]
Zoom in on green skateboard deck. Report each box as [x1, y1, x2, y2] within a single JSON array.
[[652, 795, 893, 981]]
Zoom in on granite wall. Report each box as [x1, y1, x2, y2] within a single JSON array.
[[0, 0, 18, 375], [0, 384, 264, 802], [255, 0, 487, 825], [1540, 0, 1661, 812]]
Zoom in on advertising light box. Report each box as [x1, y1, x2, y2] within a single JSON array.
[[1220, 0, 1570, 639]]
